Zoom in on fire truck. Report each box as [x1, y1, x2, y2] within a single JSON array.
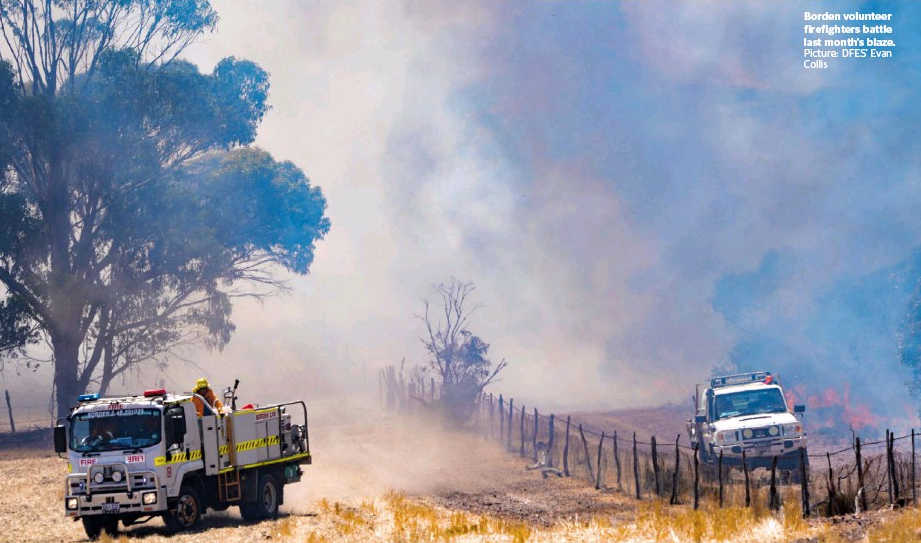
[[687, 371, 807, 472], [54, 382, 311, 539]]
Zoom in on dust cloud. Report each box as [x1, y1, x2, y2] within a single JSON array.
[[282, 398, 514, 510]]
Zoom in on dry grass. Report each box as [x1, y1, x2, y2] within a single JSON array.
[[0, 432, 908, 543]]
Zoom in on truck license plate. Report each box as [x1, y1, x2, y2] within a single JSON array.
[[102, 503, 120, 513]]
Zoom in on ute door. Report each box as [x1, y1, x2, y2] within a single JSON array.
[[201, 414, 220, 476]]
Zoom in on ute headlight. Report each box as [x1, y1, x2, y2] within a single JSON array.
[[769, 426, 780, 437], [111, 470, 123, 483], [782, 423, 803, 437], [742, 428, 753, 439], [66, 497, 79, 510], [716, 430, 738, 443], [142, 491, 157, 505], [93, 472, 105, 484]]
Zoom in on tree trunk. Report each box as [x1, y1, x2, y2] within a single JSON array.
[[53, 332, 82, 421]]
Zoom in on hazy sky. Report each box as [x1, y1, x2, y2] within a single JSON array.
[[7, 1, 921, 423]]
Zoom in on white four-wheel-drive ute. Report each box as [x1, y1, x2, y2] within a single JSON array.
[[54, 382, 311, 539], [687, 371, 807, 472]]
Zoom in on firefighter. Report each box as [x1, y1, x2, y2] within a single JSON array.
[[192, 377, 224, 416]]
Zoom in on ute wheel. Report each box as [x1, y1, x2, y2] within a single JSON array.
[[240, 474, 280, 521], [164, 485, 202, 532], [81, 517, 102, 540], [103, 517, 118, 536]]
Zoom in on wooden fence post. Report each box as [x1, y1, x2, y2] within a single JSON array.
[[633, 432, 641, 500], [826, 452, 835, 516], [913, 429, 917, 507], [670, 435, 680, 505], [4, 390, 14, 434], [520, 405, 526, 457], [498, 395, 504, 444], [595, 432, 604, 489], [800, 447, 810, 518], [718, 450, 724, 508], [651, 436, 660, 496], [532, 408, 539, 462], [856, 437, 866, 512], [886, 429, 893, 506], [743, 450, 751, 508], [507, 399, 513, 451], [563, 415, 571, 477], [547, 414, 556, 466], [614, 431, 622, 490], [892, 431, 900, 504], [398, 366, 405, 412], [770, 456, 780, 512], [693, 442, 700, 510], [488, 394, 494, 439], [579, 424, 594, 484]]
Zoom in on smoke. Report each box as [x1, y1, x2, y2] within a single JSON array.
[[166, 0, 921, 421], [6, 1, 921, 431]]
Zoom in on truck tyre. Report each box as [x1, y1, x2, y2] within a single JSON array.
[[81, 517, 102, 540], [240, 474, 280, 521], [164, 485, 202, 532], [103, 517, 118, 537]]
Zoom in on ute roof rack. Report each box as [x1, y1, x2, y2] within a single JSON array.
[[710, 371, 772, 389]]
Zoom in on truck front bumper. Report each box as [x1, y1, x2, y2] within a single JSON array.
[[711, 436, 807, 469], [65, 487, 167, 518], [65, 469, 168, 519]]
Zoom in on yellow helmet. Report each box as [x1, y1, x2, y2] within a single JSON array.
[[194, 378, 210, 392]]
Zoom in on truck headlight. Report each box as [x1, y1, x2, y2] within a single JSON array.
[[782, 423, 803, 437], [93, 472, 105, 484], [66, 497, 79, 510], [111, 470, 123, 483], [716, 430, 738, 443], [142, 491, 157, 505]]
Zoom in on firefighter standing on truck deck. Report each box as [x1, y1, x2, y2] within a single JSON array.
[[192, 378, 223, 416]]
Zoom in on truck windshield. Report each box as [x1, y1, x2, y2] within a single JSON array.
[[714, 388, 788, 420], [70, 408, 162, 452]]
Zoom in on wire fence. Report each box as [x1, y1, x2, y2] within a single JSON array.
[[0, 389, 56, 435], [468, 392, 921, 518], [377, 366, 921, 519]]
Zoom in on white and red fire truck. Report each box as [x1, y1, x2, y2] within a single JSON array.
[[54, 382, 311, 539]]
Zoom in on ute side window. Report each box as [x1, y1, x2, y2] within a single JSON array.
[[164, 405, 187, 451]]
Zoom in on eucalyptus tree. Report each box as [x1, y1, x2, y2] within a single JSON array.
[[0, 1, 330, 418]]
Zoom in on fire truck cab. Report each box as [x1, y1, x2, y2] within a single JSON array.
[[54, 386, 311, 539]]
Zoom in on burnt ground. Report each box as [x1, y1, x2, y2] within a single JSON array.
[[424, 405, 892, 541], [427, 452, 637, 527]]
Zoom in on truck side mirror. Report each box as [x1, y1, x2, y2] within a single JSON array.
[[54, 425, 67, 453], [794, 404, 806, 414], [694, 415, 707, 424]]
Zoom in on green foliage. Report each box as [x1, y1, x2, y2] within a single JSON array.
[[0, 1, 329, 415]]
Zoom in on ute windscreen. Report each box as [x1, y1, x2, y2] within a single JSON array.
[[70, 408, 162, 452], [714, 388, 788, 421]]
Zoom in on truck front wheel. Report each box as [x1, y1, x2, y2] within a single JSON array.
[[240, 474, 280, 521], [164, 485, 202, 532], [81, 516, 117, 540]]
